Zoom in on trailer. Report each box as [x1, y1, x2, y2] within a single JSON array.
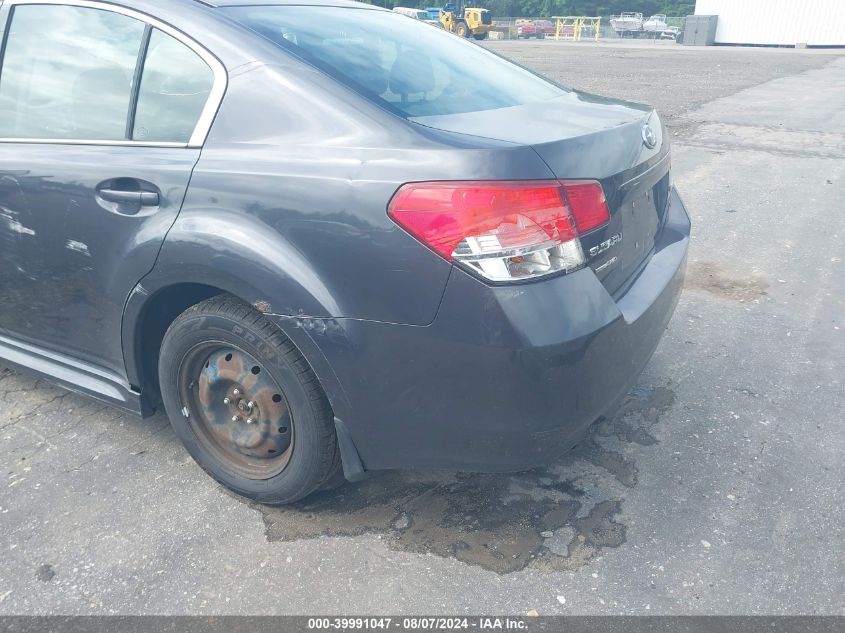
[[611, 12, 679, 39], [610, 12, 643, 36]]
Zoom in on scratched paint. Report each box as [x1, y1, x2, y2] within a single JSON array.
[[65, 240, 91, 256], [6, 218, 35, 236]]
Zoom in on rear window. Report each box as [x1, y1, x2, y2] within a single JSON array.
[[222, 6, 564, 118]]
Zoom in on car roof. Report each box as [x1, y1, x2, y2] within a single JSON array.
[[193, 0, 380, 8]]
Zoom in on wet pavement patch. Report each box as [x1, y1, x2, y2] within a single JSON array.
[[36, 564, 55, 582], [685, 261, 768, 302], [258, 384, 675, 574], [566, 385, 676, 488]]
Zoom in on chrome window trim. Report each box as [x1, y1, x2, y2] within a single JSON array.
[[0, 138, 188, 148], [0, 0, 227, 148]]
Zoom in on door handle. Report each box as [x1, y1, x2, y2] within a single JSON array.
[[98, 188, 160, 207]]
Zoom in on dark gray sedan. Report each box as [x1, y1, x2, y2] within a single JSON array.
[[0, 0, 690, 503]]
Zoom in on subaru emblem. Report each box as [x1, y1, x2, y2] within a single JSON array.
[[642, 124, 658, 149]]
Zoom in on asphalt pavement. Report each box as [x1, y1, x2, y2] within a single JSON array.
[[1, 40, 843, 615]]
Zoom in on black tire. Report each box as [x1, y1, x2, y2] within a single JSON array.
[[456, 21, 469, 37], [158, 294, 341, 505], [318, 466, 349, 492], [536, 33, 545, 39], [473, 32, 489, 40]]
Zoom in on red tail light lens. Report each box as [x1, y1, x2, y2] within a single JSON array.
[[388, 180, 609, 282], [563, 181, 611, 233]]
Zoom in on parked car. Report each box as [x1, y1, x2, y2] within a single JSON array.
[[517, 20, 542, 38], [392, 6, 427, 19], [425, 6, 442, 20], [533, 19, 557, 36], [518, 19, 564, 39], [0, 0, 690, 504]]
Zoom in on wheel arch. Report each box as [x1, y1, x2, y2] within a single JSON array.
[[123, 281, 226, 409], [122, 277, 352, 425], [123, 206, 348, 398], [123, 277, 362, 478]]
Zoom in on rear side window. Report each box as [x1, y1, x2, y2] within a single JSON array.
[[0, 4, 217, 144], [222, 6, 564, 118], [0, 5, 145, 140], [132, 29, 215, 144]]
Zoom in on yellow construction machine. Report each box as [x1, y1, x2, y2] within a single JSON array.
[[438, 3, 494, 40]]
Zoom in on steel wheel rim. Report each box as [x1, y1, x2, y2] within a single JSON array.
[[178, 341, 294, 480]]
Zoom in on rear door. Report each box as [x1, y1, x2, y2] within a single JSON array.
[[0, 1, 223, 374]]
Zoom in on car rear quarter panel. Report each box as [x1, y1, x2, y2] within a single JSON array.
[[152, 61, 557, 326], [119, 5, 557, 414]]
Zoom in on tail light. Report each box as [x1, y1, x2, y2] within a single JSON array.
[[387, 180, 610, 282]]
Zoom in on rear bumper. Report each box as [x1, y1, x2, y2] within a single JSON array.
[[276, 187, 690, 472]]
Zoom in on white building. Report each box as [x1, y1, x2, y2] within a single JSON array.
[[694, 0, 845, 47]]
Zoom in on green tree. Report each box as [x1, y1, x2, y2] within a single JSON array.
[[365, 0, 694, 18]]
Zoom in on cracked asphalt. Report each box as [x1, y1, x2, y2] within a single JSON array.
[[1, 40, 844, 615]]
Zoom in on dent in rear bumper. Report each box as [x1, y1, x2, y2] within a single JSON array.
[[271, 188, 690, 472]]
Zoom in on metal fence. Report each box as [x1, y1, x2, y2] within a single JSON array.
[[488, 16, 606, 41]]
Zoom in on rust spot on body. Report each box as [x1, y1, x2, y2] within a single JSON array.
[[253, 300, 272, 314]]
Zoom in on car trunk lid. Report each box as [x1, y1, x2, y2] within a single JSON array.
[[411, 92, 672, 295]]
